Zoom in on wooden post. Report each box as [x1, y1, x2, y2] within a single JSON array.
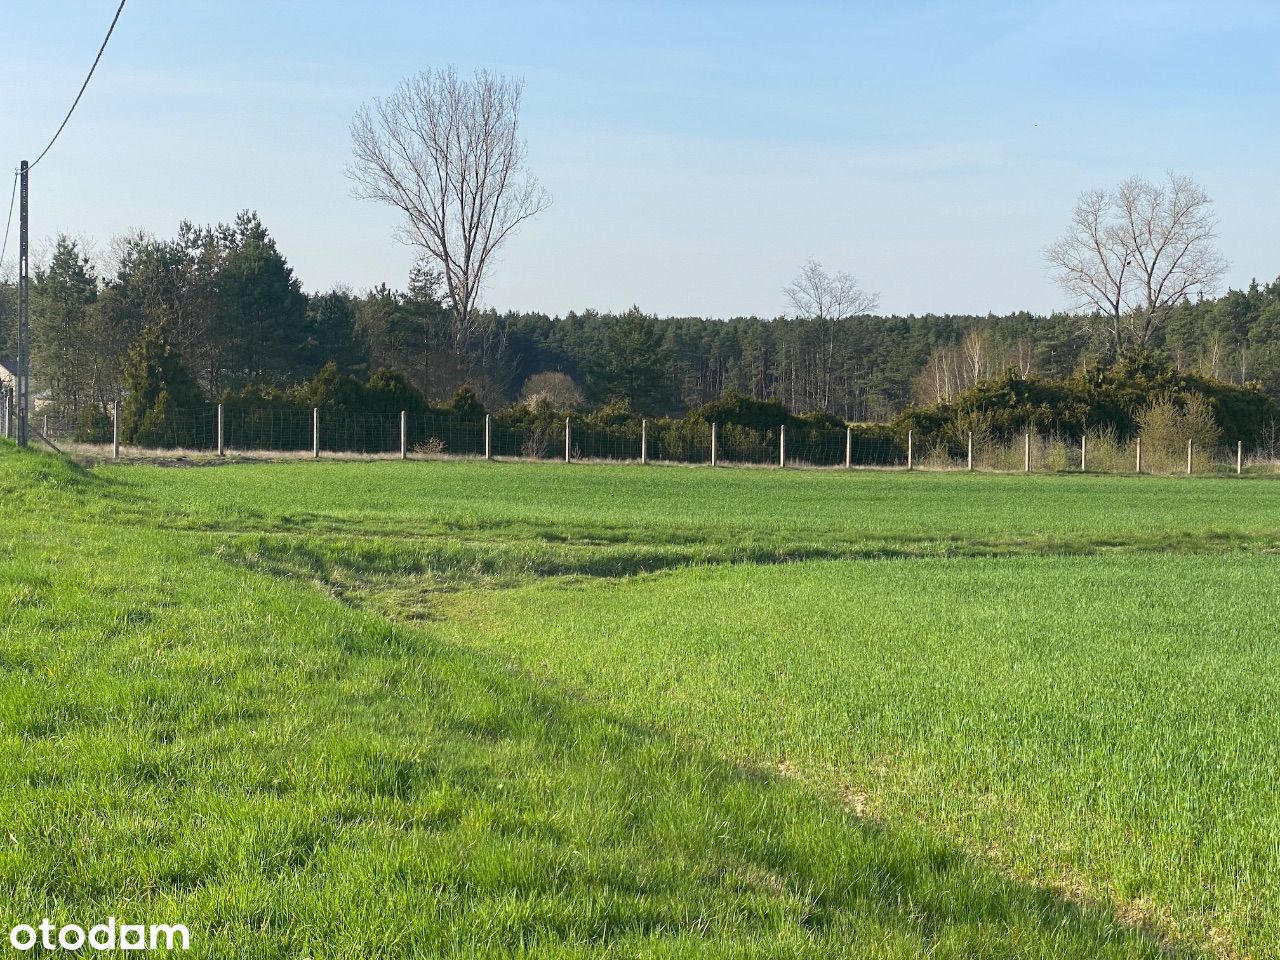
[[907, 429, 913, 470], [565, 417, 571, 463], [710, 422, 718, 467], [1024, 433, 1031, 473], [312, 407, 319, 459], [967, 431, 974, 471], [1237, 440, 1243, 476], [641, 419, 648, 464], [1186, 438, 1193, 475], [112, 401, 120, 460], [400, 411, 407, 460], [1080, 433, 1086, 472], [845, 426, 852, 469], [484, 413, 492, 460], [778, 424, 786, 468], [217, 403, 225, 456], [42, 414, 47, 438], [1136, 437, 1143, 474]]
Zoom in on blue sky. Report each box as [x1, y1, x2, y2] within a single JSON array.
[[2, 0, 1278, 317]]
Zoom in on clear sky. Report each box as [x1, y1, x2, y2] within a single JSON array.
[[2, 0, 1278, 318]]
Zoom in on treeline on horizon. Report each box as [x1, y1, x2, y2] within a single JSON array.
[[3, 210, 1280, 448]]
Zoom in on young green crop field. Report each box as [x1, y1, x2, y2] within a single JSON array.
[[3, 444, 1280, 958]]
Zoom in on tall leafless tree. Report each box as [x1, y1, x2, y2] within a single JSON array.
[[783, 259, 878, 413], [1046, 173, 1227, 356], [784, 258, 879, 322], [349, 67, 550, 361]]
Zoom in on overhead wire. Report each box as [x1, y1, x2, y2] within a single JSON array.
[[29, 0, 128, 170]]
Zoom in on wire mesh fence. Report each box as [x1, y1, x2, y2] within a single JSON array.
[[26, 404, 1278, 476], [225, 408, 314, 452]]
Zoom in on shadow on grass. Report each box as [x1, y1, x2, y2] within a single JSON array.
[[212, 523, 1278, 617]]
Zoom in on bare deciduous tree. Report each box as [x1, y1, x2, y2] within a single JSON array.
[[1046, 173, 1227, 356], [784, 258, 879, 321], [960, 327, 988, 385], [782, 259, 879, 413], [912, 328, 1036, 405], [349, 67, 550, 358]]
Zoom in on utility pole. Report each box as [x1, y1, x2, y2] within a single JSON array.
[[16, 161, 29, 447]]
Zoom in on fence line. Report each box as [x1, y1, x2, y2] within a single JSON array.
[[25, 404, 1275, 476]]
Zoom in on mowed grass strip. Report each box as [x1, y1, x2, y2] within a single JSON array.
[[449, 554, 1280, 957], [0, 444, 1181, 957]]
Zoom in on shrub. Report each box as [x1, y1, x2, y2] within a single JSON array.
[[1137, 394, 1221, 473], [1082, 425, 1131, 473], [520, 372, 584, 411], [412, 437, 446, 457], [898, 352, 1276, 459]]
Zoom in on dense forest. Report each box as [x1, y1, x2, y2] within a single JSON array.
[[3, 211, 1280, 436]]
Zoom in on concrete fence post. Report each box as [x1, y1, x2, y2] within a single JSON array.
[[907, 429, 913, 470], [312, 407, 319, 459], [565, 417, 571, 463], [217, 403, 225, 456], [113, 401, 120, 460], [484, 414, 492, 460], [42, 414, 47, 438], [1187, 438, 1193, 475], [641, 419, 648, 464], [1024, 433, 1031, 473], [1237, 440, 1244, 476], [710, 422, 718, 467], [967, 431, 974, 471], [1080, 433, 1086, 472], [400, 411, 407, 460], [779, 424, 786, 468], [1136, 437, 1143, 474], [845, 426, 852, 469]]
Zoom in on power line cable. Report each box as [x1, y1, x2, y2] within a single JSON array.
[[29, 0, 128, 170], [0, 172, 15, 274]]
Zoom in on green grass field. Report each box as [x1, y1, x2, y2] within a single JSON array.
[[3, 444, 1279, 957]]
